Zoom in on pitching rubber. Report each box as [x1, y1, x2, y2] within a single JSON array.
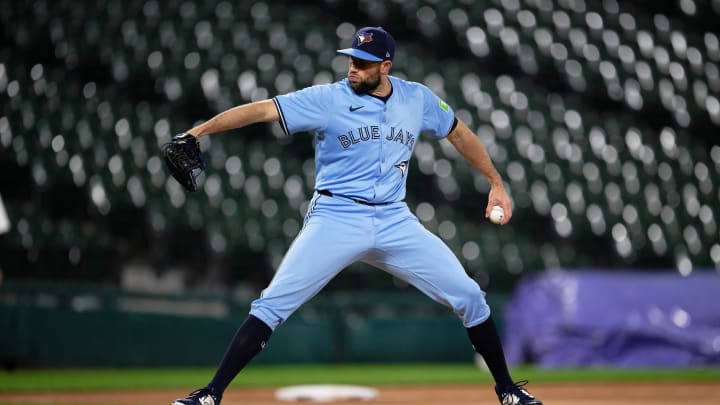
[[275, 384, 379, 402]]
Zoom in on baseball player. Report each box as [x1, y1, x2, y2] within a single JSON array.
[[170, 27, 542, 405]]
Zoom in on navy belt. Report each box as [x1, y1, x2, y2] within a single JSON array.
[[316, 189, 391, 206]]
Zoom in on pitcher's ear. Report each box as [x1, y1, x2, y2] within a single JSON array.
[[381, 60, 393, 74]]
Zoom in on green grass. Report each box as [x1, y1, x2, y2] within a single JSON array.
[[1, 364, 719, 392]]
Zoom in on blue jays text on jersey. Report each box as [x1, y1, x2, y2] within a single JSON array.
[[337, 125, 416, 151], [273, 75, 455, 204]]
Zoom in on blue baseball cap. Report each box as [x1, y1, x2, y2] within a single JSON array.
[[337, 26, 395, 62]]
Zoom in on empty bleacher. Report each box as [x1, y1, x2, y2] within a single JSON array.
[[1, 0, 718, 294]]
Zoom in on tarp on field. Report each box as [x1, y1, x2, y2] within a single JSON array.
[[503, 270, 720, 367]]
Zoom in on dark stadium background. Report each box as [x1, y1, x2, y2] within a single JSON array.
[[1, 0, 719, 368]]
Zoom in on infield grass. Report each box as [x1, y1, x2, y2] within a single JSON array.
[[1, 364, 719, 392]]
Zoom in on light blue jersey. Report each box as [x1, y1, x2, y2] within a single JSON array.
[[249, 76, 490, 331], [273, 76, 456, 203]]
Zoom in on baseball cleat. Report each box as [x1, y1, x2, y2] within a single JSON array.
[[172, 387, 221, 405], [495, 380, 542, 405]]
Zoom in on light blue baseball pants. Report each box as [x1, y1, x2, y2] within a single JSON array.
[[249, 192, 491, 330]]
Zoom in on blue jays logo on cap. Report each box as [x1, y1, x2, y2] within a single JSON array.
[[337, 26, 395, 62], [358, 32, 374, 45]]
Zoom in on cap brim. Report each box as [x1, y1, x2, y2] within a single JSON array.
[[337, 48, 383, 62]]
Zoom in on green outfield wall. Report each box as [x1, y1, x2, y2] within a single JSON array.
[[0, 281, 507, 367]]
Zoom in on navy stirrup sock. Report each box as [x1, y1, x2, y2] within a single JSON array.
[[207, 315, 272, 395], [466, 315, 514, 389]]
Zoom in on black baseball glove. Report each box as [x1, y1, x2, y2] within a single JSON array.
[[162, 133, 205, 192]]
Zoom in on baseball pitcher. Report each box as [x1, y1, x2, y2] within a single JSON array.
[[166, 26, 542, 405]]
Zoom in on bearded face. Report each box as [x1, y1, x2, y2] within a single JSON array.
[[347, 58, 383, 93]]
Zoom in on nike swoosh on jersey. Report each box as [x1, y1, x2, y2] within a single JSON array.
[[349, 105, 364, 112]]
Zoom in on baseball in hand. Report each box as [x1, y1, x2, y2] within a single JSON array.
[[489, 206, 505, 224]]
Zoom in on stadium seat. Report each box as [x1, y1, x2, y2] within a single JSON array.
[[1, 0, 718, 290]]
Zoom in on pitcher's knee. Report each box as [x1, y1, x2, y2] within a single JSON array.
[[452, 284, 491, 328], [249, 298, 289, 331]]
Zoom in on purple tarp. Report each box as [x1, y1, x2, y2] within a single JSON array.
[[503, 270, 720, 367]]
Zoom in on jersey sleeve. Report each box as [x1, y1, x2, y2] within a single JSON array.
[[420, 85, 456, 139], [273, 84, 333, 136]]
